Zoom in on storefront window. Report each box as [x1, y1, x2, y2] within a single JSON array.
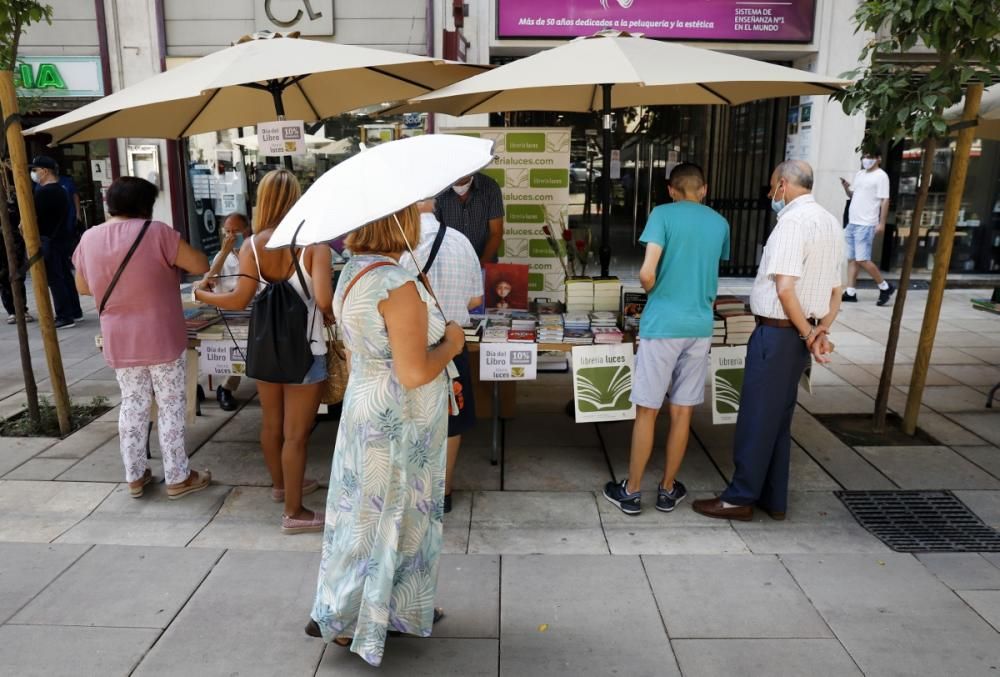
[[892, 138, 1000, 273]]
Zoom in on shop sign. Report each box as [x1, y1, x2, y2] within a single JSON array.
[[572, 344, 636, 423], [16, 56, 103, 97], [480, 343, 538, 381], [711, 345, 745, 424], [257, 120, 306, 156], [255, 0, 334, 36], [449, 127, 572, 301], [199, 341, 247, 377], [497, 0, 816, 43]]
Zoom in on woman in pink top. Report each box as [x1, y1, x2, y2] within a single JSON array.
[[73, 177, 212, 499]]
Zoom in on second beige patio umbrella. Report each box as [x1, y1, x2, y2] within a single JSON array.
[[398, 30, 849, 275]]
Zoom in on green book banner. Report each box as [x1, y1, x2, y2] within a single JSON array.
[[448, 127, 571, 301], [572, 344, 637, 423]]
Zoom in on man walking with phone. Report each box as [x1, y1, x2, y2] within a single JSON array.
[[840, 149, 895, 306]]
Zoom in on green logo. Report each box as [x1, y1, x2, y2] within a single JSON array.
[[528, 273, 544, 291], [530, 169, 569, 189], [482, 168, 505, 186], [506, 204, 545, 223], [505, 132, 546, 153], [577, 366, 633, 412], [529, 239, 560, 257], [17, 62, 66, 90], [714, 368, 744, 414]]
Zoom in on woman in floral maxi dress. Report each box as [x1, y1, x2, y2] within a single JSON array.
[[307, 205, 465, 666]]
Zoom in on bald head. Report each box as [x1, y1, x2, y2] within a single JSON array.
[[224, 212, 249, 231]]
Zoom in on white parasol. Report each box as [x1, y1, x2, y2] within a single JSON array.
[[267, 133, 495, 249]]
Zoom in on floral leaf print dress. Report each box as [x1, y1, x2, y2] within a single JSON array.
[[311, 255, 449, 666]]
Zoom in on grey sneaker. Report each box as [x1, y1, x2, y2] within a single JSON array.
[[603, 478, 641, 515], [656, 480, 688, 512]]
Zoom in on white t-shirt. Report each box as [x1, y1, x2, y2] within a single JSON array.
[[848, 168, 890, 227], [212, 249, 240, 293]]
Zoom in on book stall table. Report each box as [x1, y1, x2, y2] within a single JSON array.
[[466, 340, 636, 465]]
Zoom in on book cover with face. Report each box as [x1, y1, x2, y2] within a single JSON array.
[[484, 263, 530, 311]]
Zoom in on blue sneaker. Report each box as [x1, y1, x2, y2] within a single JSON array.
[[656, 480, 687, 512], [603, 478, 641, 515]]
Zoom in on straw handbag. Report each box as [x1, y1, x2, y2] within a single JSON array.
[[321, 325, 349, 404]]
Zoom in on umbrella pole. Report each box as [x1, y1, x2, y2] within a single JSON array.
[[599, 83, 612, 278], [267, 81, 295, 172]]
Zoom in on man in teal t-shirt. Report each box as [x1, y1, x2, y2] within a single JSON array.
[[603, 163, 730, 516]]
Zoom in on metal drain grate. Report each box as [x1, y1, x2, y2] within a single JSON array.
[[836, 490, 1000, 553]]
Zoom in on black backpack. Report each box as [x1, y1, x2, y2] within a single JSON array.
[[245, 226, 315, 383]]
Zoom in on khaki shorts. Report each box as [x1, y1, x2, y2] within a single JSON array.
[[630, 337, 711, 408]]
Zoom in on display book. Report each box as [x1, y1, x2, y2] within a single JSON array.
[[714, 296, 754, 345], [621, 285, 646, 336], [590, 310, 623, 344], [565, 276, 594, 311]]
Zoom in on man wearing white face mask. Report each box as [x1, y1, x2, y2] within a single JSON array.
[[694, 160, 842, 522], [201, 212, 251, 411], [434, 172, 505, 264], [840, 149, 895, 306]]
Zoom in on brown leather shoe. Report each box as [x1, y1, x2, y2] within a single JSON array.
[[766, 510, 786, 521], [692, 497, 753, 522]]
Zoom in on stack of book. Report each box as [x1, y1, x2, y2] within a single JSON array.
[[537, 313, 564, 343], [589, 310, 617, 330], [592, 276, 621, 312], [714, 296, 755, 345], [592, 326, 624, 344], [510, 311, 538, 331], [482, 315, 511, 343], [507, 328, 537, 343], [712, 317, 726, 346], [565, 277, 594, 312], [184, 307, 220, 339], [563, 311, 590, 333], [620, 286, 646, 334], [534, 299, 563, 315], [563, 329, 594, 345], [462, 318, 486, 343]]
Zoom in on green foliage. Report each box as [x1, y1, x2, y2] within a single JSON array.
[[835, 0, 1000, 146], [0, 0, 53, 71]]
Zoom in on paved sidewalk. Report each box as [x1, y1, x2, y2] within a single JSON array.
[[0, 288, 999, 675]]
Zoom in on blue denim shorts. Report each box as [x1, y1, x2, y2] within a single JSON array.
[[300, 354, 327, 385], [845, 223, 876, 262]]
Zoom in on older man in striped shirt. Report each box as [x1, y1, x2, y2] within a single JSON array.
[[434, 172, 505, 264], [694, 160, 843, 522]]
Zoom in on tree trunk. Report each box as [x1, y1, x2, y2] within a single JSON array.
[[872, 136, 938, 432], [0, 70, 72, 436], [0, 179, 40, 424], [903, 83, 984, 435]]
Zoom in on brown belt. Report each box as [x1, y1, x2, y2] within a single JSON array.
[[754, 316, 818, 329]]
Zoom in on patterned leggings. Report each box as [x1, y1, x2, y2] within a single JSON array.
[[114, 352, 191, 485]]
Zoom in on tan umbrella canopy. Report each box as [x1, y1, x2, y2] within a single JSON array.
[[403, 30, 847, 115], [397, 30, 848, 275], [27, 33, 487, 145], [945, 84, 1000, 140]]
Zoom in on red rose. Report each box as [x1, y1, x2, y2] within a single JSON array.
[[575, 239, 586, 252], [561, 229, 573, 241], [542, 225, 551, 236]]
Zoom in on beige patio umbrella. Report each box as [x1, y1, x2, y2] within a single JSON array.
[[397, 30, 849, 275], [945, 84, 1000, 139], [26, 33, 487, 145]]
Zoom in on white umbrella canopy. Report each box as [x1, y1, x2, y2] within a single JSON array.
[[945, 84, 1000, 140], [268, 134, 495, 249], [26, 35, 487, 145], [401, 30, 849, 115]]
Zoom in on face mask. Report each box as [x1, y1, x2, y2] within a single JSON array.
[[453, 180, 471, 196], [233, 234, 245, 250], [30, 171, 39, 183], [861, 158, 877, 170], [771, 185, 786, 214]]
